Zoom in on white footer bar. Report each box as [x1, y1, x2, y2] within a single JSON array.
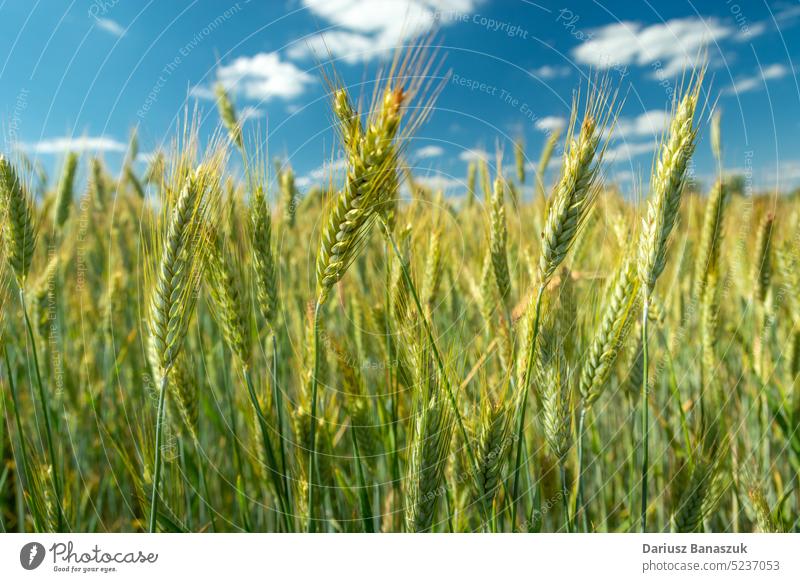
[[1, 533, 798, 581]]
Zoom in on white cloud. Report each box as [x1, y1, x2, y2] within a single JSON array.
[[290, 0, 480, 63], [240, 106, 265, 121], [776, 5, 800, 24], [416, 173, 462, 192], [296, 157, 348, 187], [535, 116, 566, 133], [615, 110, 668, 139], [571, 17, 733, 79], [525, 155, 562, 172], [531, 65, 571, 79], [189, 85, 215, 100], [760, 159, 800, 190], [214, 53, 314, 101], [723, 63, 790, 95], [287, 31, 378, 64], [459, 148, 489, 162], [605, 141, 656, 163], [718, 159, 800, 192], [22, 136, 126, 154], [95, 17, 125, 37], [415, 145, 444, 158], [734, 21, 767, 42]]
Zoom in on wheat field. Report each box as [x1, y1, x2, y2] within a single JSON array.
[[1, 53, 798, 534]]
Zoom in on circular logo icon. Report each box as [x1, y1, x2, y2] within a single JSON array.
[[20, 542, 46, 570]]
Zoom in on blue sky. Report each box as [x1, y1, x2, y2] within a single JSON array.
[[1, 0, 799, 195]]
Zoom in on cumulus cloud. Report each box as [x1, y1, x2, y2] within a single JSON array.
[[415, 145, 444, 158], [287, 30, 378, 63], [604, 141, 656, 163], [95, 17, 125, 37], [759, 159, 800, 190], [189, 85, 215, 100], [535, 116, 566, 133], [212, 53, 314, 101], [723, 63, 790, 95], [531, 65, 571, 79], [289, 0, 481, 63], [612, 170, 635, 183], [615, 110, 669, 139], [571, 17, 732, 79], [240, 106, 265, 121], [415, 173, 462, 192], [22, 136, 126, 154], [734, 21, 767, 42], [296, 158, 348, 187], [458, 148, 489, 162]]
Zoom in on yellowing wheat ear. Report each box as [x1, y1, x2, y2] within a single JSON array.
[[316, 86, 405, 305]]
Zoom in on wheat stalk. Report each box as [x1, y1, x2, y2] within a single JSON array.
[[146, 161, 220, 532], [404, 351, 454, 532], [637, 68, 704, 531], [511, 78, 616, 526]]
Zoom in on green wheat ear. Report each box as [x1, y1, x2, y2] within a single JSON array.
[[466, 161, 477, 206], [693, 179, 728, 297], [514, 137, 526, 184], [250, 183, 278, 332], [751, 212, 774, 304], [539, 79, 616, 287], [168, 353, 199, 442], [541, 340, 574, 463], [206, 230, 250, 366], [214, 82, 243, 151], [0, 155, 37, 285], [279, 164, 297, 227], [638, 69, 704, 297], [53, 152, 79, 232], [579, 258, 640, 407], [147, 164, 221, 379], [671, 450, 725, 533], [0, 255, 8, 339], [472, 397, 513, 512], [489, 174, 511, 308]]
